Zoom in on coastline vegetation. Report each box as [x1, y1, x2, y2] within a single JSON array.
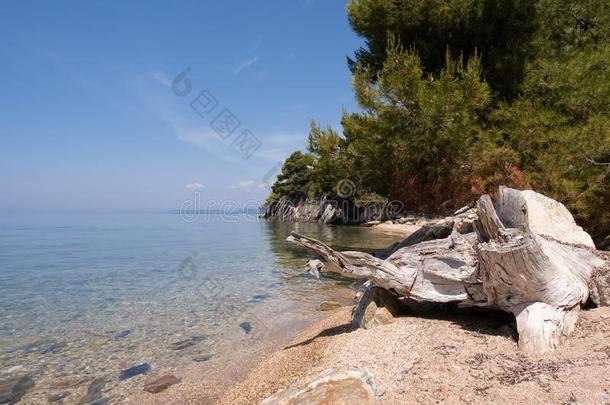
[[267, 0, 609, 244]]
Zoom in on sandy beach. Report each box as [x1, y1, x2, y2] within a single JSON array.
[[369, 223, 420, 237], [164, 223, 610, 405], [90, 223, 610, 404], [218, 305, 610, 404]]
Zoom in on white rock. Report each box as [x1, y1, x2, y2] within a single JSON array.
[[261, 368, 376, 405]]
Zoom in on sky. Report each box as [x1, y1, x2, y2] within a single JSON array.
[[0, 0, 363, 212]]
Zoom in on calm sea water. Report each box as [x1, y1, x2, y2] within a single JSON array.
[[0, 213, 402, 403]]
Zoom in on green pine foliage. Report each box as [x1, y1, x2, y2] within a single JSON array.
[[267, 0, 609, 244], [267, 151, 315, 203]]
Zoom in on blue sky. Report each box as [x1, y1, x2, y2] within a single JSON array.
[[0, 0, 363, 212]]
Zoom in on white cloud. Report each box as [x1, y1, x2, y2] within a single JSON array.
[[233, 56, 260, 74], [229, 180, 255, 192], [186, 182, 204, 191], [145, 71, 172, 87]]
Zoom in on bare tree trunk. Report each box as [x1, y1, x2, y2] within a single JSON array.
[[288, 187, 609, 353]]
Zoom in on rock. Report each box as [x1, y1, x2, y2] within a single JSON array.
[[454, 204, 474, 215], [319, 300, 342, 311], [359, 302, 394, 329], [371, 307, 394, 326], [170, 336, 206, 350], [383, 220, 393, 224], [86, 336, 107, 349], [113, 330, 131, 340], [360, 220, 381, 227], [170, 340, 195, 350], [250, 293, 272, 302], [52, 377, 92, 389], [5, 366, 23, 374], [352, 285, 401, 329], [77, 377, 106, 404], [396, 215, 416, 224], [192, 354, 214, 363], [47, 391, 68, 402], [319, 203, 337, 224], [239, 322, 253, 334], [262, 368, 376, 405], [361, 301, 378, 328], [119, 364, 150, 381], [144, 375, 181, 394], [0, 375, 34, 404], [18, 338, 64, 354]]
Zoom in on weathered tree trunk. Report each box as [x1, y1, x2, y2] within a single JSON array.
[[288, 187, 610, 354]]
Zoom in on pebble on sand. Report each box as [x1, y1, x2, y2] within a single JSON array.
[[0, 374, 35, 404], [239, 322, 253, 334], [192, 354, 214, 363], [144, 375, 181, 393], [319, 300, 342, 311], [119, 363, 151, 381], [77, 377, 106, 404]]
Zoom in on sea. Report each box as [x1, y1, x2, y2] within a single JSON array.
[[0, 212, 402, 403]]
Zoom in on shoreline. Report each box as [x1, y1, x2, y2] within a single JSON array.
[[128, 225, 415, 404], [369, 222, 420, 237]]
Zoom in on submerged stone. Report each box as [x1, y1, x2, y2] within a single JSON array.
[[0, 374, 34, 404], [113, 330, 131, 340], [77, 377, 106, 404], [52, 376, 92, 389], [144, 375, 181, 393], [18, 338, 65, 354], [170, 335, 206, 350], [319, 300, 342, 311], [250, 293, 272, 302], [170, 340, 195, 350], [192, 354, 214, 362], [239, 322, 252, 334], [119, 363, 150, 381], [47, 391, 68, 402]]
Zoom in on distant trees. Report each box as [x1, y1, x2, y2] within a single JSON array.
[[267, 151, 315, 202], [267, 0, 609, 243]]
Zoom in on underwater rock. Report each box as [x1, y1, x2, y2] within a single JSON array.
[[77, 377, 106, 404], [239, 322, 252, 334], [144, 375, 181, 393], [119, 364, 150, 381], [0, 374, 34, 404]]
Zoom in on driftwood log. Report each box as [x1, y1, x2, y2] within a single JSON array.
[[288, 187, 610, 354]]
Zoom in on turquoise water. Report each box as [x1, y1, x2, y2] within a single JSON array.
[[0, 213, 402, 403]]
